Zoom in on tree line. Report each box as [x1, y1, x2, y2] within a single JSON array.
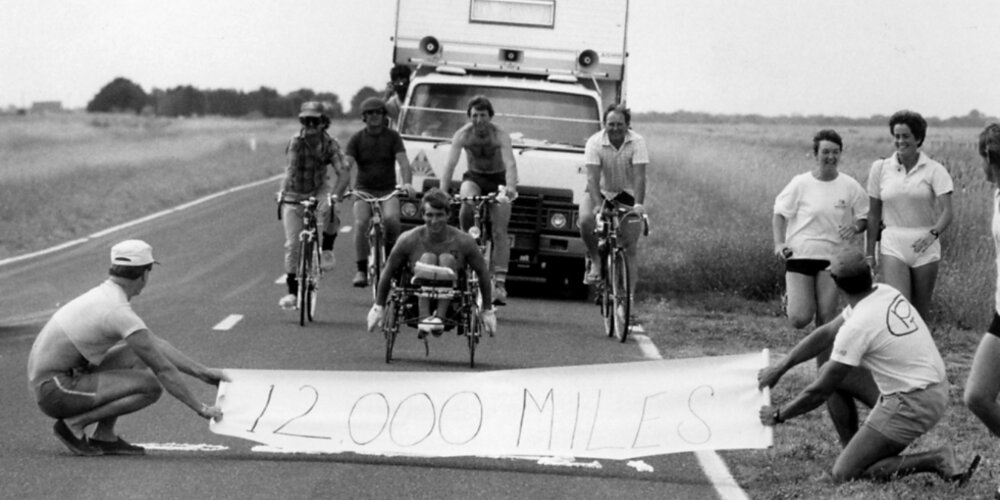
[[634, 109, 999, 128], [86, 77, 383, 118]]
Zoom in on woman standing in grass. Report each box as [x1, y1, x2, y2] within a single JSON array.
[[865, 110, 954, 321], [963, 123, 1000, 437], [772, 129, 877, 446]]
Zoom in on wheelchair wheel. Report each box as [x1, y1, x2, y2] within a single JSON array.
[[383, 297, 399, 363]]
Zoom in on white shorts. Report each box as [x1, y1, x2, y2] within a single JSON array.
[[880, 226, 941, 268]]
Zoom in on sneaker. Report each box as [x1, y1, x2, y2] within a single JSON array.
[[352, 271, 368, 288], [583, 263, 601, 285], [418, 315, 444, 337], [53, 420, 102, 456], [278, 294, 297, 310], [90, 436, 146, 456], [321, 250, 336, 271], [492, 283, 508, 306]]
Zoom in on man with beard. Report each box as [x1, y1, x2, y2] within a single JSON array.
[[440, 95, 518, 306], [367, 188, 496, 338]]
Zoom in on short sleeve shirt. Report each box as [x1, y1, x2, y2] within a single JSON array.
[[866, 152, 954, 228], [992, 190, 1000, 314], [773, 172, 869, 260], [45, 280, 147, 366], [584, 129, 650, 198], [347, 128, 406, 191], [282, 132, 338, 197], [831, 285, 947, 395]]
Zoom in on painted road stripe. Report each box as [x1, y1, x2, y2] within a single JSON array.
[[0, 174, 283, 268], [632, 333, 750, 500], [275, 274, 287, 285], [137, 443, 229, 452], [340, 225, 353, 233], [213, 314, 244, 331]]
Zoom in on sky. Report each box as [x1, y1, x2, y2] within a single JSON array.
[[2, 0, 998, 119]]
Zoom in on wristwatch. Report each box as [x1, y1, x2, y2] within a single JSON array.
[[929, 229, 940, 239]]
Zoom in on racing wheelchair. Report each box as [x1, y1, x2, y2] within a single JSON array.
[[380, 264, 487, 368]]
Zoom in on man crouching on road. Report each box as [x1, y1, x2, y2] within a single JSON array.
[[758, 245, 979, 484], [27, 240, 227, 456]]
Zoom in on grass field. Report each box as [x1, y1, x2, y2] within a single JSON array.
[[4, 114, 998, 497]]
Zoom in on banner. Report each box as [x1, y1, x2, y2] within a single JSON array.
[[210, 352, 772, 459]]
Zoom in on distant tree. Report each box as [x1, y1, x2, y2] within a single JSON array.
[[204, 88, 248, 116], [315, 92, 344, 119], [348, 86, 382, 117], [157, 86, 205, 117], [87, 77, 147, 113]]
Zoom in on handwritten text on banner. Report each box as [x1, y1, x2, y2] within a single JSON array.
[[210, 352, 772, 459]]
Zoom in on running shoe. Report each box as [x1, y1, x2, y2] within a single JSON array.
[[321, 250, 336, 271], [53, 420, 102, 456], [90, 436, 145, 456], [278, 294, 297, 310]]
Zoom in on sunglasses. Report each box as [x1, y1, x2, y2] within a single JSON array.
[[300, 117, 321, 127], [362, 110, 384, 117]]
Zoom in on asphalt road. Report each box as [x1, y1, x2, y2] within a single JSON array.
[[0, 183, 742, 500]]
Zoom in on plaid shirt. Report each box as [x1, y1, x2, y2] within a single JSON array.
[[584, 129, 650, 197], [281, 131, 343, 198]]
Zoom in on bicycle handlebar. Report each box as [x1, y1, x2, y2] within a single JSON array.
[[276, 192, 318, 221], [342, 188, 406, 205]]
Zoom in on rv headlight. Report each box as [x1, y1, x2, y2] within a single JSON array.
[[468, 226, 482, 239], [401, 201, 418, 218], [549, 212, 568, 229]]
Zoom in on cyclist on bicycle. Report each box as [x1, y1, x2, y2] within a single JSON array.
[[332, 97, 416, 288], [440, 95, 518, 306], [578, 104, 649, 295], [368, 188, 497, 338], [278, 101, 342, 309]]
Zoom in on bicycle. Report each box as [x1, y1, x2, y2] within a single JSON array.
[[343, 188, 406, 301], [452, 186, 507, 308], [381, 268, 484, 367], [277, 193, 326, 326], [593, 196, 649, 342]]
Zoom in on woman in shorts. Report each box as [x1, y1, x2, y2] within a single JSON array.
[[773, 129, 876, 445], [865, 110, 954, 321], [964, 123, 1000, 437]]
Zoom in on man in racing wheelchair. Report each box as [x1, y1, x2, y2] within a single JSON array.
[[367, 188, 497, 337]]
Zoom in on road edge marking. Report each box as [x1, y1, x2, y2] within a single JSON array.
[[213, 314, 244, 331], [0, 174, 283, 268], [632, 333, 751, 500]]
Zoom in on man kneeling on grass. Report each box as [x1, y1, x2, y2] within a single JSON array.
[[758, 246, 980, 484], [26, 240, 226, 456]]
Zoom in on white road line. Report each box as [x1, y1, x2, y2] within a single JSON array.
[[213, 314, 244, 331], [137, 443, 229, 452], [275, 274, 287, 285], [0, 174, 283, 268], [340, 225, 353, 233], [632, 333, 750, 500]]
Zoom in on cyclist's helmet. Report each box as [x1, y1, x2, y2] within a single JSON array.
[[299, 101, 324, 118], [360, 97, 387, 115]]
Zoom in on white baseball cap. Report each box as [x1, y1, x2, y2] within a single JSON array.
[[110, 240, 158, 266]]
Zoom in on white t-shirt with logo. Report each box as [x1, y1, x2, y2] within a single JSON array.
[[831, 284, 946, 395], [773, 172, 868, 260]]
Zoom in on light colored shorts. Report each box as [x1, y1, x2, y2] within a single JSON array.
[[864, 381, 948, 446], [880, 226, 941, 268]]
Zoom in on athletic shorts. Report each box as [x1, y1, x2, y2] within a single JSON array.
[[354, 186, 397, 198], [988, 312, 1000, 338], [462, 171, 506, 194], [880, 226, 941, 268], [33, 370, 98, 419], [864, 381, 948, 446], [785, 259, 830, 277]]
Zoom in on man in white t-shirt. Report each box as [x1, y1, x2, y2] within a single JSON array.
[[757, 246, 979, 484], [26, 240, 227, 456]]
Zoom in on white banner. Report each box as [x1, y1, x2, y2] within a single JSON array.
[[210, 352, 772, 459]]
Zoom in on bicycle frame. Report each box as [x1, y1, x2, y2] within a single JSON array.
[[345, 189, 406, 300], [595, 196, 647, 342], [452, 191, 502, 307], [277, 193, 323, 325]]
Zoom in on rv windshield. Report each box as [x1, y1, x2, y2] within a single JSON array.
[[399, 84, 602, 149]]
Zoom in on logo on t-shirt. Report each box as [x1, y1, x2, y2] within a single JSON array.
[[885, 294, 919, 336]]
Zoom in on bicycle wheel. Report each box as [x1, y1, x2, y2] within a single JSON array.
[[480, 238, 494, 308], [601, 249, 614, 337], [383, 296, 398, 363], [306, 242, 320, 322], [611, 249, 631, 342], [298, 238, 314, 327], [369, 228, 384, 302], [466, 295, 481, 368]]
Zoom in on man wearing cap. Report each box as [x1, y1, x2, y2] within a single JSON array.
[[332, 96, 415, 288], [26, 240, 227, 456], [278, 101, 343, 309], [757, 246, 979, 484]]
